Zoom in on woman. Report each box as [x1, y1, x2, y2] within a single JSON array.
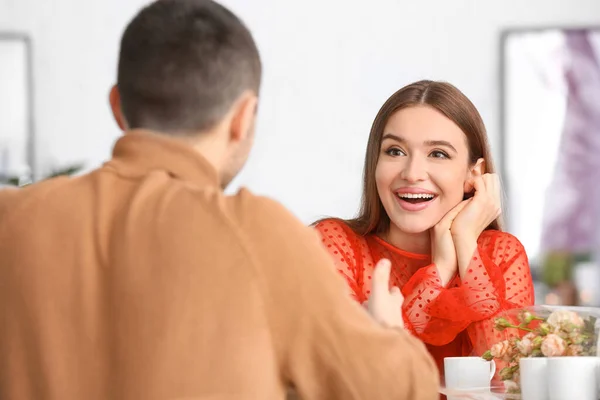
[[315, 80, 534, 377]]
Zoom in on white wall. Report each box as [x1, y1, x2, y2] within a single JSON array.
[[0, 38, 29, 177], [1, 0, 600, 224]]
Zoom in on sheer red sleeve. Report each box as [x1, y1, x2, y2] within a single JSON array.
[[401, 231, 534, 351], [314, 220, 365, 303]]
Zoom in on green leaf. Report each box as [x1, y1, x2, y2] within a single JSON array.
[[45, 165, 84, 179]]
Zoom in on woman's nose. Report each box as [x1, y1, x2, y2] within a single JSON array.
[[399, 156, 427, 182]]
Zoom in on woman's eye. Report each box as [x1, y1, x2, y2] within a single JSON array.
[[430, 150, 450, 159], [385, 148, 405, 157]]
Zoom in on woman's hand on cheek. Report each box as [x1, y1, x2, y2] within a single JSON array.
[[431, 199, 472, 286], [450, 173, 501, 242]]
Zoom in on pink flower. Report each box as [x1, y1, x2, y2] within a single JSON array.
[[532, 336, 543, 349], [568, 331, 585, 344], [538, 322, 553, 335], [513, 370, 520, 384], [494, 317, 513, 331], [504, 380, 520, 394], [491, 340, 513, 360], [565, 344, 584, 356], [499, 365, 518, 380], [547, 310, 585, 330], [518, 310, 535, 324], [516, 333, 536, 355], [541, 334, 567, 357]]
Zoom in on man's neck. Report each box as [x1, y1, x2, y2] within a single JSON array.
[[125, 127, 228, 185], [190, 139, 225, 174]]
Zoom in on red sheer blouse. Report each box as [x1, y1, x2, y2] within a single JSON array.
[[314, 219, 535, 376]]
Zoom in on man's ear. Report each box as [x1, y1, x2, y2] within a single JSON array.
[[109, 85, 128, 131], [229, 91, 258, 143], [463, 158, 485, 195]]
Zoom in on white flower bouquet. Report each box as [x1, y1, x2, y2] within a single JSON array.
[[482, 306, 600, 395]]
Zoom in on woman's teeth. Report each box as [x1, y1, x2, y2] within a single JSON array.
[[398, 193, 435, 199], [397, 193, 435, 203]]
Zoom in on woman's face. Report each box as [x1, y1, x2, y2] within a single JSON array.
[[375, 105, 482, 234]]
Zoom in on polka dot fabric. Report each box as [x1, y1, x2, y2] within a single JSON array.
[[314, 219, 534, 375]]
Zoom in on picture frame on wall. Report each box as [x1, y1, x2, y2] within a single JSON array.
[[0, 32, 35, 186], [500, 27, 600, 305]]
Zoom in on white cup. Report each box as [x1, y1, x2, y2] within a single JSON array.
[[547, 356, 598, 400], [444, 356, 496, 390], [519, 358, 548, 400]]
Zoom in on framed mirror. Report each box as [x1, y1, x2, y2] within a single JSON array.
[[501, 27, 600, 305], [0, 33, 35, 185]]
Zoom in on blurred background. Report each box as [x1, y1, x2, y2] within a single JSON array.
[[1, 0, 599, 306]]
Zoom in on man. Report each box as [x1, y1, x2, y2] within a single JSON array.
[[0, 1, 439, 399]]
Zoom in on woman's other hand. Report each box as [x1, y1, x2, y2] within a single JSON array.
[[431, 198, 472, 285]]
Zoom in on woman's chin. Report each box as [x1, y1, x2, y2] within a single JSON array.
[[391, 221, 434, 235]]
